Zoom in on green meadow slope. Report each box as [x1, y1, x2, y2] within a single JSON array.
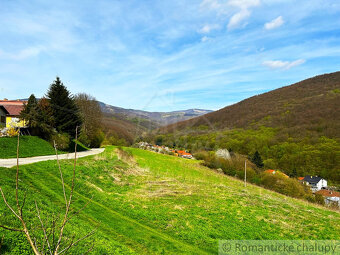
[[0, 136, 88, 159], [0, 136, 58, 158], [0, 147, 339, 254]]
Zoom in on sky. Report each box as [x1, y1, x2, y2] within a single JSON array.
[[0, 0, 340, 112]]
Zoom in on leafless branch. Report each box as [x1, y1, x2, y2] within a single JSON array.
[[54, 126, 80, 254], [53, 141, 67, 207], [0, 224, 23, 232], [58, 229, 95, 255], [35, 201, 53, 255], [0, 128, 94, 255]]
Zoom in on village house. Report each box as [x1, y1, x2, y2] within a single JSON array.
[[299, 175, 327, 192], [0, 99, 27, 128], [315, 189, 340, 207]]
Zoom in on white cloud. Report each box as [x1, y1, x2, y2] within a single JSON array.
[[198, 24, 220, 34], [227, 0, 261, 30], [227, 9, 251, 29], [263, 59, 305, 70], [0, 47, 42, 60], [264, 16, 284, 30], [200, 0, 221, 11], [228, 0, 260, 9], [201, 36, 210, 42]]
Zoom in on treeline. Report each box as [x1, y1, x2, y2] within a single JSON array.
[[20, 77, 104, 149], [149, 126, 340, 184], [194, 150, 325, 206]]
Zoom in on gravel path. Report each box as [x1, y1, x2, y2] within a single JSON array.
[[0, 148, 105, 168]]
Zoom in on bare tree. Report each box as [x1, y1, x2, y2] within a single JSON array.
[[0, 128, 95, 254]]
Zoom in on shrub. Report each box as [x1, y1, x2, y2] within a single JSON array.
[[7, 127, 19, 137], [260, 172, 308, 198], [51, 133, 70, 151]]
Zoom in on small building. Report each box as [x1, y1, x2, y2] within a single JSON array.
[[301, 175, 327, 192], [315, 189, 340, 207], [177, 150, 193, 159]]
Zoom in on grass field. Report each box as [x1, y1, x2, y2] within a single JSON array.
[[0, 136, 88, 159], [0, 147, 339, 254]]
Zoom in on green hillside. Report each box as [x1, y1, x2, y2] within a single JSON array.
[[0, 136, 88, 159], [0, 136, 58, 158], [0, 147, 339, 254], [155, 72, 340, 183]]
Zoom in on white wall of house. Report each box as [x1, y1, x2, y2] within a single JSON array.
[[316, 179, 327, 191], [325, 196, 340, 207]]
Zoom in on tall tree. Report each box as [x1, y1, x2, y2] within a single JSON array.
[[20, 94, 38, 126], [75, 93, 104, 147], [46, 77, 81, 137], [251, 150, 264, 168], [35, 97, 55, 139]]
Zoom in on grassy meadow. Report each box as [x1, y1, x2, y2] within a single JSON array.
[[0, 136, 88, 159], [0, 147, 339, 254]]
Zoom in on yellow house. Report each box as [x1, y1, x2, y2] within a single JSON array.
[[0, 100, 27, 128]]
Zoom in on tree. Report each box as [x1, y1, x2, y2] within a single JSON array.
[[35, 98, 55, 139], [251, 151, 264, 168], [46, 77, 82, 137], [20, 94, 38, 126], [75, 93, 104, 147]]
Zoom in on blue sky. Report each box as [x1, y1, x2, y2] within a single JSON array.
[[0, 0, 340, 111]]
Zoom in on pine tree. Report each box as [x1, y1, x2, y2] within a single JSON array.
[[20, 94, 38, 126], [251, 150, 264, 168], [46, 77, 82, 137]]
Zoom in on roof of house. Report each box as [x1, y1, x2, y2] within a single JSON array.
[[0, 100, 26, 106], [265, 169, 275, 174], [315, 189, 340, 198], [0, 105, 9, 114], [298, 177, 304, 181], [2, 104, 24, 116], [303, 175, 324, 184]]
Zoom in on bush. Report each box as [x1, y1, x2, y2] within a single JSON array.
[[260, 172, 309, 198], [51, 133, 70, 151], [315, 193, 325, 205]]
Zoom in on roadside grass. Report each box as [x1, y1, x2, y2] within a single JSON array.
[[0, 146, 339, 254], [0, 136, 88, 159]]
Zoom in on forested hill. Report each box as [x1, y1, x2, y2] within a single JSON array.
[[161, 71, 340, 140]]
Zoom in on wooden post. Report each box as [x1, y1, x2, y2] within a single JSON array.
[[244, 160, 247, 187]]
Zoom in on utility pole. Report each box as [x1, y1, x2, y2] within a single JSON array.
[[244, 160, 247, 187]]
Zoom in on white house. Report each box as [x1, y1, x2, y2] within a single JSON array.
[[301, 176, 327, 192]]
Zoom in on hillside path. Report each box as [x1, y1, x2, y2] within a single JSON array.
[[0, 148, 105, 168]]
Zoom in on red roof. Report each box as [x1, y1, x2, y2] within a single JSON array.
[[265, 169, 275, 174], [2, 104, 24, 116], [0, 100, 26, 106], [298, 177, 304, 181], [315, 190, 340, 198]]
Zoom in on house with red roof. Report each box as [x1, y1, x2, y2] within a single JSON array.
[[315, 189, 340, 207], [0, 99, 27, 128]]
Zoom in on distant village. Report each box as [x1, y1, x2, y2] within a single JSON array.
[[137, 142, 339, 207], [137, 142, 194, 159]]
